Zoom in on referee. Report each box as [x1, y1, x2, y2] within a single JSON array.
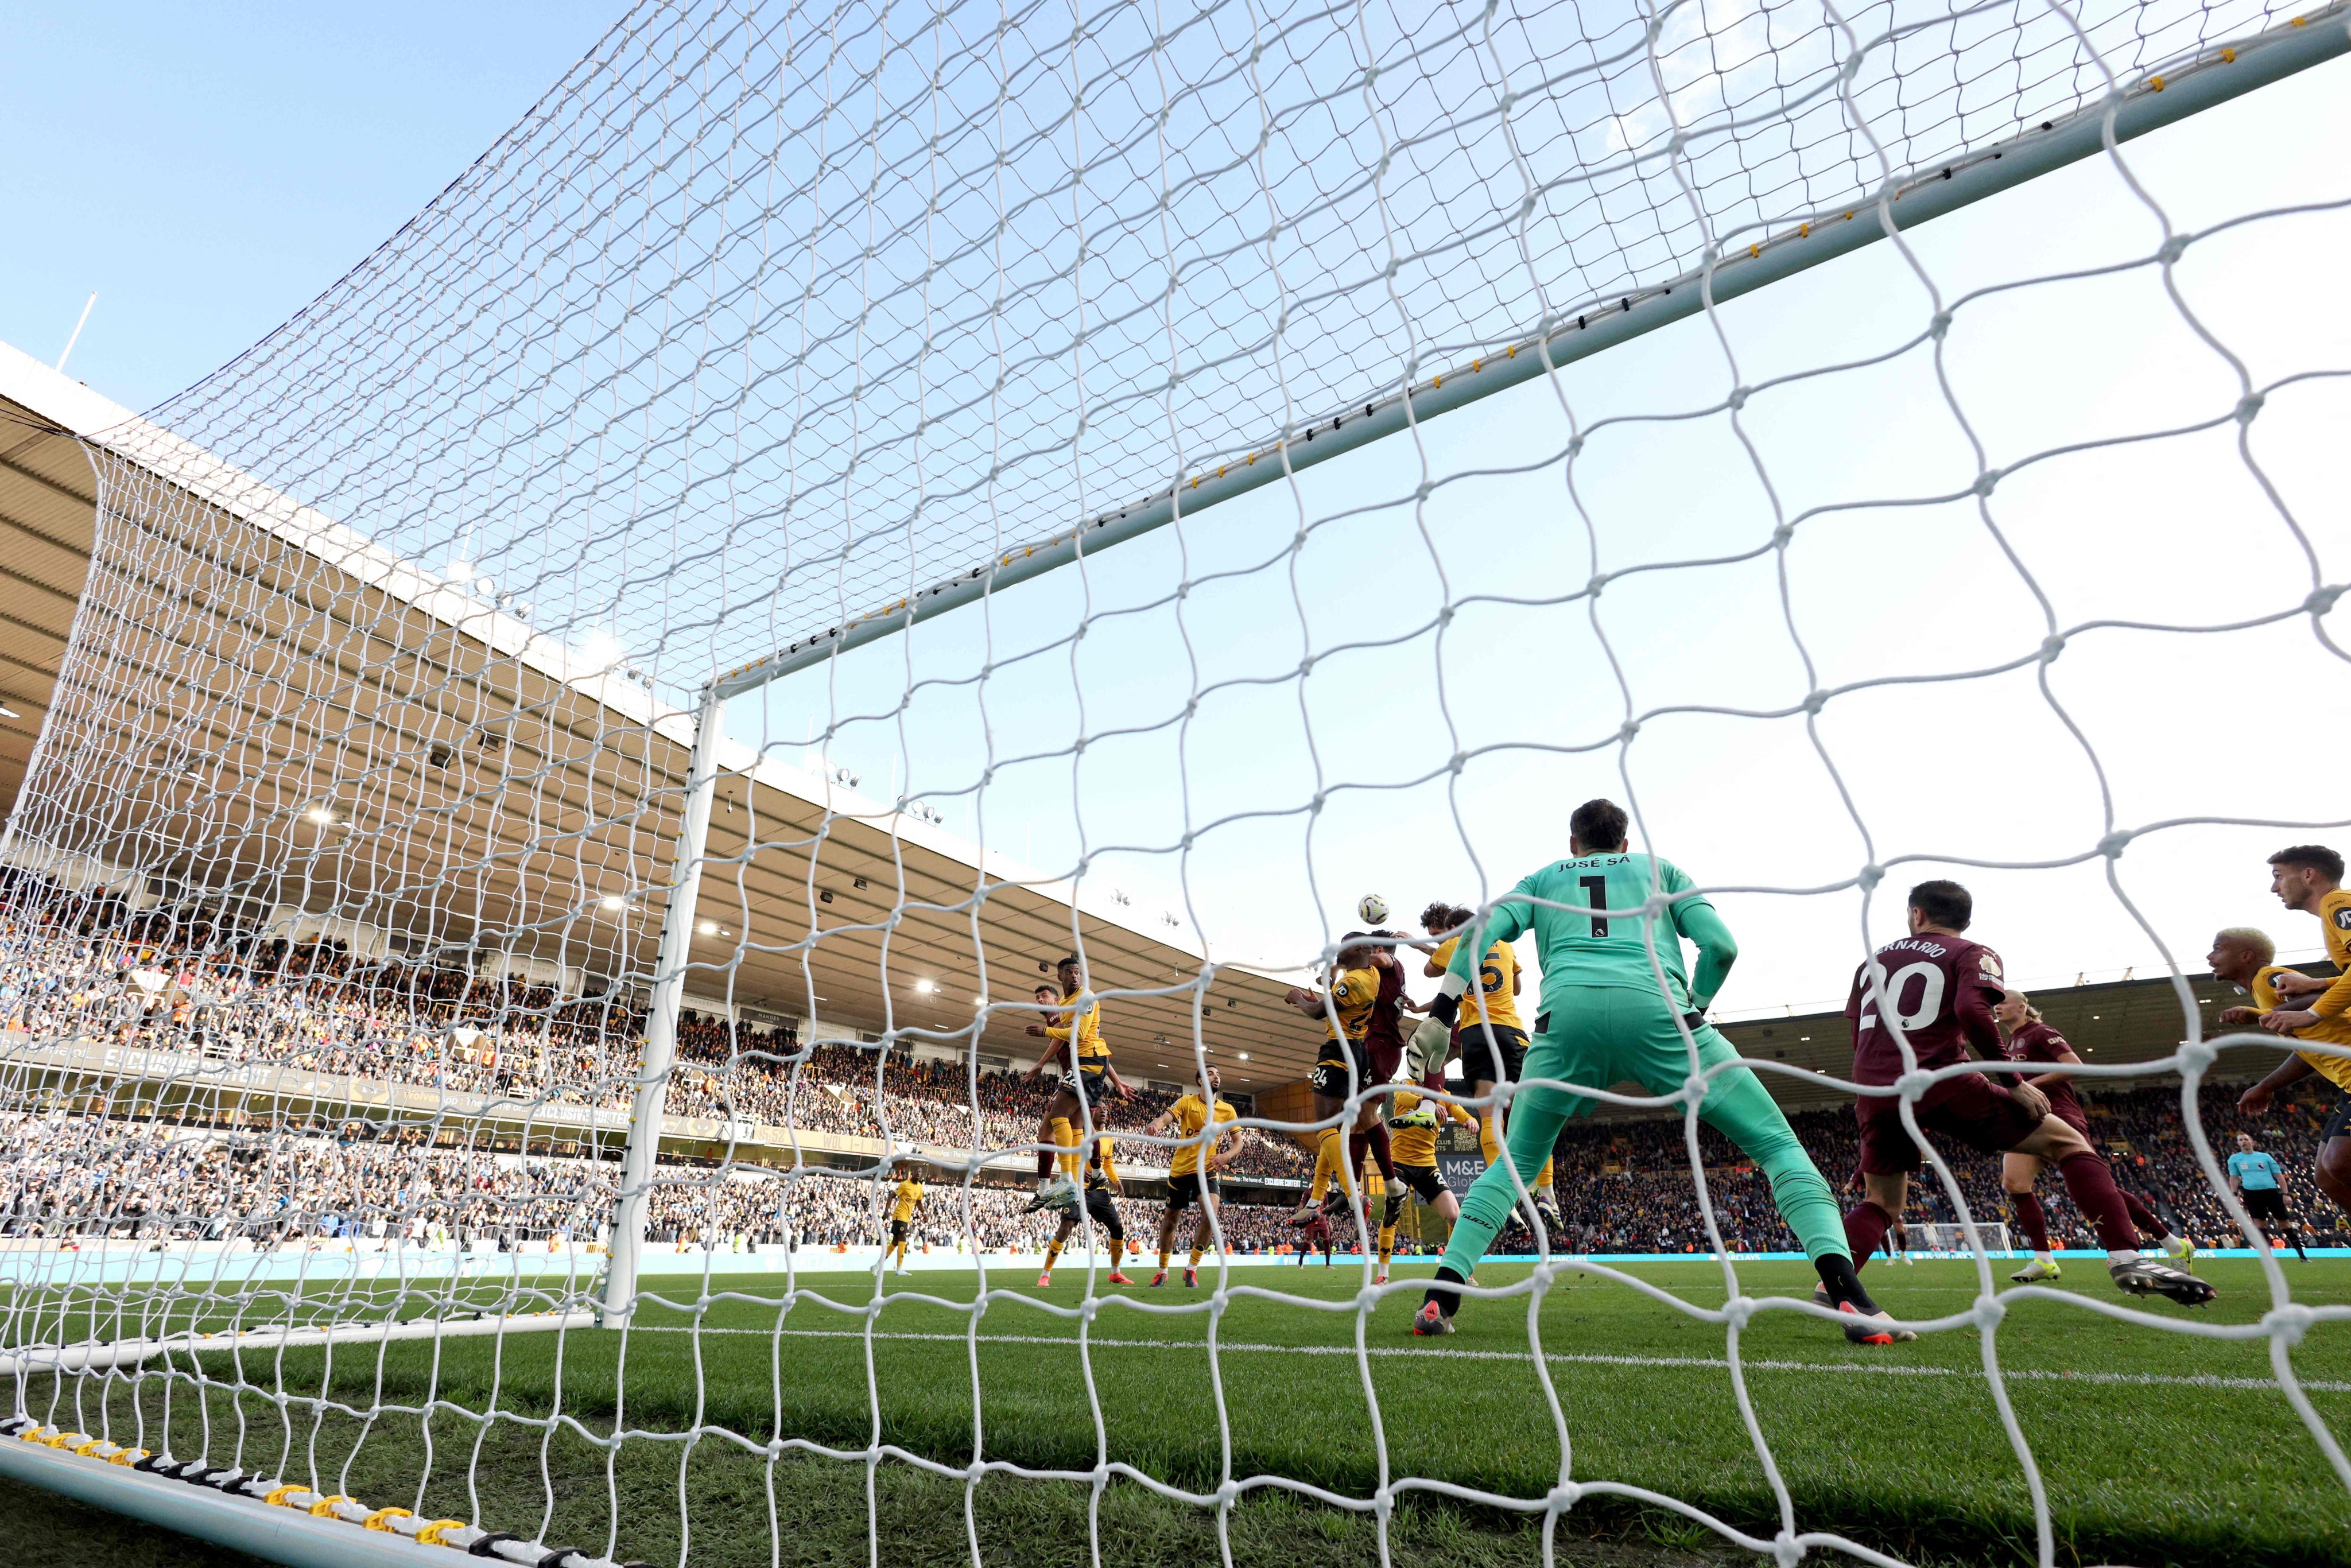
[[2227, 1131, 2307, 1259]]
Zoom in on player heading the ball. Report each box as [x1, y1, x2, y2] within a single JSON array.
[[1407, 798, 1900, 1344]]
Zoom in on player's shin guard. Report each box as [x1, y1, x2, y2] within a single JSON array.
[[1043, 1240, 1063, 1271], [1346, 1131, 1371, 1198], [2121, 1189, 2167, 1241], [1367, 1123, 1395, 1181], [1842, 1201, 1895, 1269], [1308, 1128, 1339, 1205], [1378, 1225, 1395, 1270], [2011, 1190, 2050, 1255], [2055, 1152, 2140, 1255], [1050, 1117, 1076, 1178], [1478, 1113, 1502, 1168]]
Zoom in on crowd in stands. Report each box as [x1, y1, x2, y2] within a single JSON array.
[[0, 1114, 612, 1248], [0, 1111, 1326, 1258], [667, 1031, 1310, 1178], [3, 876, 2344, 1257], [0, 1077, 2338, 1260], [1523, 1078, 2349, 1255], [0, 909, 1310, 1180]]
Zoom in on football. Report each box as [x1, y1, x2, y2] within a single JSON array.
[[1356, 893, 1388, 926]]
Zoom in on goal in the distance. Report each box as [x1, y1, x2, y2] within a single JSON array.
[[1, 0, 2347, 1565], [1910, 1223, 2015, 1259]]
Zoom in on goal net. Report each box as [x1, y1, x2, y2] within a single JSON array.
[[2, 0, 2347, 1563]]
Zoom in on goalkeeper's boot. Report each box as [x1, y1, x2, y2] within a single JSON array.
[[1148, 1270, 1167, 1287], [1813, 1283, 1915, 1344], [1834, 1303, 1914, 1346], [1107, 1270, 1134, 1286], [2109, 1256, 2216, 1306], [1411, 1301, 1454, 1337], [2009, 1257, 2062, 1283], [1182, 1267, 1198, 1289]]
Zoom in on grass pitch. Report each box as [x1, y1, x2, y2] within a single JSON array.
[[11, 1256, 2348, 1566]]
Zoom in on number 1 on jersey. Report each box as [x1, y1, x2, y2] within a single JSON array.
[[1579, 875, 1609, 938]]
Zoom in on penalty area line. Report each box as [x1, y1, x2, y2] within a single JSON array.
[[636, 1326, 2346, 1394]]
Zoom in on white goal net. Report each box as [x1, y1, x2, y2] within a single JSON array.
[[1, 0, 2348, 1564]]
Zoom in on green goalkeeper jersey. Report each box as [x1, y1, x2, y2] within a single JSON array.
[[1444, 852, 1734, 1018]]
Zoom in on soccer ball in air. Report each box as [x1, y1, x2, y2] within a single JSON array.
[[1356, 893, 1389, 927]]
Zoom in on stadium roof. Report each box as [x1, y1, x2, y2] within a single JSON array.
[[14, 343, 2318, 1109], [1706, 966, 2319, 1117], [0, 340, 1318, 1093]]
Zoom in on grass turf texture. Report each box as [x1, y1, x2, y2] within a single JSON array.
[[9, 1258, 2346, 1566]]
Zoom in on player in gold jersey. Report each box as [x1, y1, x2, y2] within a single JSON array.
[[2255, 847, 2351, 1029], [1376, 1089, 1475, 1284], [883, 1161, 924, 1274], [1025, 955, 1130, 1210], [1420, 903, 1559, 1233], [1142, 1066, 1246, 1287], [2220, 856, 2351, 1216], [1285, 936, 1399, 1239]]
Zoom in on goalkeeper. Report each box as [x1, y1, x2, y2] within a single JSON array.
[[1409, 799, 1899, 1344]]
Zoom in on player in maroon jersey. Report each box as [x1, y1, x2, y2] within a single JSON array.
[[1838, 880, 2212, 1306], [1289, 932, 1407, 1243], [1995, 988, 2191, 1282], [1344, 933, 1413, 1228]]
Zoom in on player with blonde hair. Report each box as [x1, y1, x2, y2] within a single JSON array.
[[2220, 860, 2351, 1220], [1996, 987, 2190, 1282]]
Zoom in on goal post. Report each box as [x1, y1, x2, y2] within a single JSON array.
[[599, 687, 726, 1332]]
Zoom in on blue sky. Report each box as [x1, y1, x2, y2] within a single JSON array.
[[5, 3, 2346, 1022], [0, 4, 611, 412]]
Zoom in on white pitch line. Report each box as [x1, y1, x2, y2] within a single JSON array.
[[635, 1325, 2350, 1394]]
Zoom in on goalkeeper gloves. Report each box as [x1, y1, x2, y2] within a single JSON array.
[[1405, 1016, 1450, 1083], [1406, 970, 1469, 1082]]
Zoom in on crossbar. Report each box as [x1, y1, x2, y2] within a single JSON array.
[[707, 4, 2350, 702]]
